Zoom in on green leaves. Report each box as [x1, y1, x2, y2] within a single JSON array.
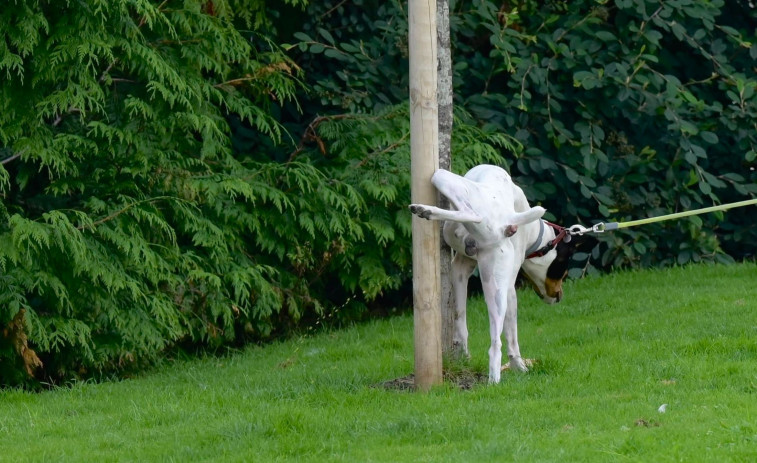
[[289, 0, 751, 276], [444, 0, 757, 270]]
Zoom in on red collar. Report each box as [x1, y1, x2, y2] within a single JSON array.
[[526, 221, 567, 259]]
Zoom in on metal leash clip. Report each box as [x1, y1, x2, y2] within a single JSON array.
[[568, 222, 607, 235]]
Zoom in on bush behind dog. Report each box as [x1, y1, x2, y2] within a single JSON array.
[[2, 0, 756, 385]]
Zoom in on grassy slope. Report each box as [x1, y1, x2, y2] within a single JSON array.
[[1, 263, 756, 462]]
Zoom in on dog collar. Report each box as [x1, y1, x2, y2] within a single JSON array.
[[526, 220, 567, 259], [523, 219, 546, 257]]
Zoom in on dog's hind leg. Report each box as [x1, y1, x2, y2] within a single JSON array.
[[408, 204, 482, 224], [450, 252, 477, 358], [409, 169, 485, 224], [478, 251, 519, 384], [504, 286, 528, 372]]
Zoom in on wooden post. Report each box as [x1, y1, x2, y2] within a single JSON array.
[[409, 0, 442, 391], [437, 0, 455, 355]]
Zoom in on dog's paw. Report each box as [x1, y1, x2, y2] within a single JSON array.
[[488, 369, 501, 384], [408, 204, 432, 220], [503, 356, 530, 372]]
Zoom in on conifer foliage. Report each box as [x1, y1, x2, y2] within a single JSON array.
[[0, 0, 327, 385]]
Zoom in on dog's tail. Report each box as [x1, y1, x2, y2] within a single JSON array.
[[503, 206, 545, 237], [510, 206, 546, 226]]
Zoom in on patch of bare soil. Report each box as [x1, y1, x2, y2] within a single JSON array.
[[379, 370, 488, 391], [379, 374, 416, 391], [378, 359, 540, 391]]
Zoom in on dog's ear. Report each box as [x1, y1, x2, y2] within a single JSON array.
[[567, 234, 598, 254], [547, 234, 598, 280], [556, 234, 597, 260]]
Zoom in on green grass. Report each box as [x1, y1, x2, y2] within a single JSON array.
[[2, 263, 757, 462]]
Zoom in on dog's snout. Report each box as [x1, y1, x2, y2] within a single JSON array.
[[544, 277, 564, 304], [541, 293, 560, 305]]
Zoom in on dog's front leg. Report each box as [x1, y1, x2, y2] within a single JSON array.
[[482, 279, 506, 384], [450, 252, 477, 358], [504, 286, 528, 372]]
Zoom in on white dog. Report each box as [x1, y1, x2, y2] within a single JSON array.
[[409, 164, 594, 383]]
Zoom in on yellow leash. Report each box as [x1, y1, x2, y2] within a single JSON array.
[[568, 198, 757, 235]]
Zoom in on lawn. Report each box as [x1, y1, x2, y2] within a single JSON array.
[[1, 263, 756, 462]]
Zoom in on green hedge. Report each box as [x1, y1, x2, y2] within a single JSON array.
[[1, 0, 755, 386], [0, 0, 510, 386]]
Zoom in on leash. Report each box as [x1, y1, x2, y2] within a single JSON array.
[[567, 198, 757, 235]]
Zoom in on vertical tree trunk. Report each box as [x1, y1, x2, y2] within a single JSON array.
[[409, 0, 442, 391], [436, 0, 455, 355]]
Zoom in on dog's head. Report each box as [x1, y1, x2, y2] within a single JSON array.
[[521, 234, 597, 304]]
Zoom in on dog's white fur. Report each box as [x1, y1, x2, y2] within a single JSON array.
[[409, 164, 560, 383]]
